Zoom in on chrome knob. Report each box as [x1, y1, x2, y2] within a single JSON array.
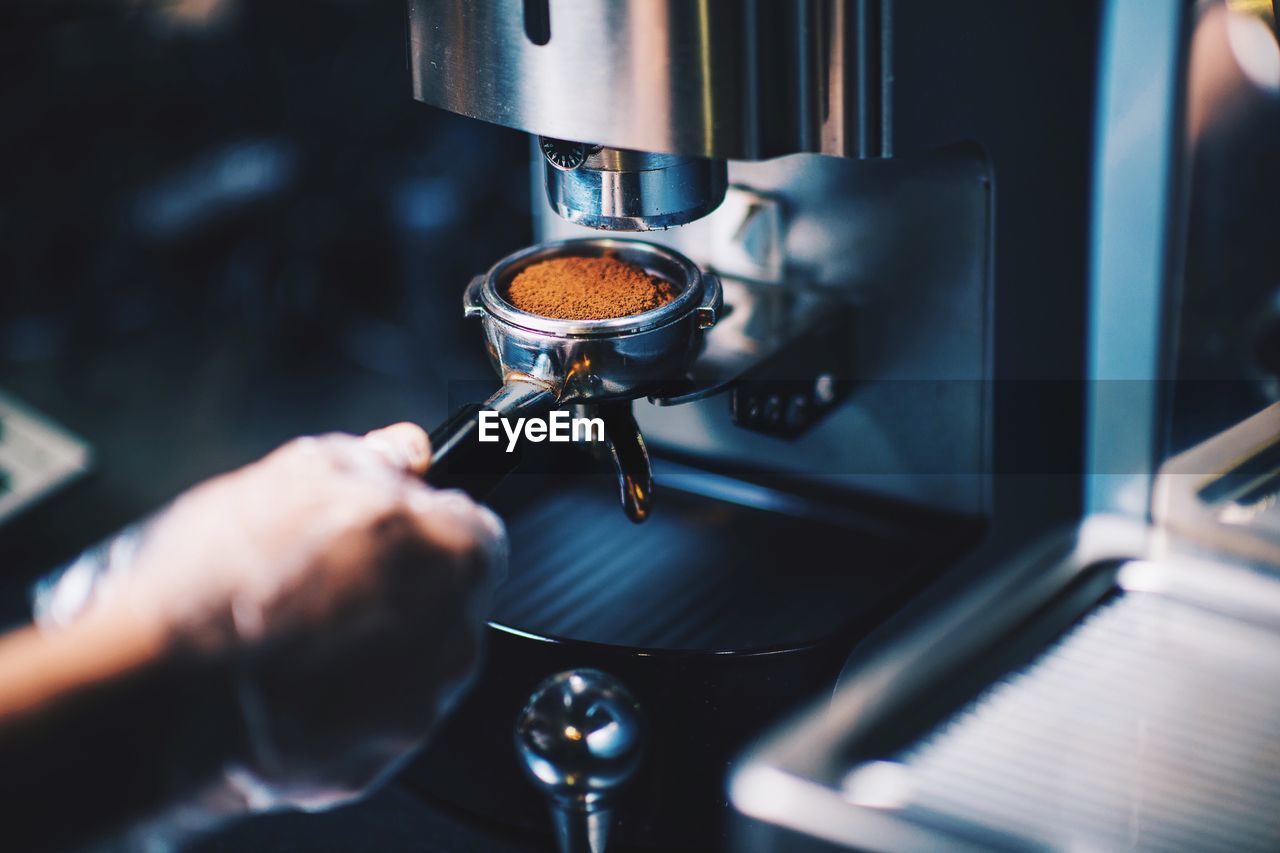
[[515, 669, 644, 853]]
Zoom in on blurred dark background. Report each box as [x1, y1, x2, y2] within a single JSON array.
[[0, 0, 532, 609]]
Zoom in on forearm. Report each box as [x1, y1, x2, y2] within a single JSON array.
[[0, 613, 247, 850], [0, 423, 502, 846]]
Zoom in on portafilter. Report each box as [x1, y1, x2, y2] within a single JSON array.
[[424, 238, 722, 522]]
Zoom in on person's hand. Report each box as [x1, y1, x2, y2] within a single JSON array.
[[34, 424, 506, 818]]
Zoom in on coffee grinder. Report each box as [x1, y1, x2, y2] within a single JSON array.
[[404, 1, 1099, 849]]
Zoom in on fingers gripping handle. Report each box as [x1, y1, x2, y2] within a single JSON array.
[[425, 380, 557, 500], [424, 404, 523, 500]]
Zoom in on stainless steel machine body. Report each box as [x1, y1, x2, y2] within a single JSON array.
[[731, 2, 1280, 850], [409, 0, 886, 229], [408, 0, 885, 161], [540, 150, 992, 516]]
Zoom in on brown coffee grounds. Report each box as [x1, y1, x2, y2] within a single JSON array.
[[504, 255, 678, 320]]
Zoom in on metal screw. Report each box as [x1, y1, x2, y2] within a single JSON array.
[[814, 373, 837, 406]]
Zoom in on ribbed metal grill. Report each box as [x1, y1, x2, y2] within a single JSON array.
[[490, 482, 926, 650], [893, 592, 1280, 851]]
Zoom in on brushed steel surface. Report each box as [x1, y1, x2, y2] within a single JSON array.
[[542, 147, 727, 231], [730, 519, 1280, 852], [408, 0, 877, 160], [885, 581, 1280, 851]]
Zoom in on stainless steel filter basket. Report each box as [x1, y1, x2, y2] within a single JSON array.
[[463, 238, 722, 404]]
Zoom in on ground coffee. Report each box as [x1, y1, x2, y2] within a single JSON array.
[[504, 254, 677, 320]]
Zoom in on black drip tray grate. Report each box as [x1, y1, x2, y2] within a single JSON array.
[[490, 476, 957, 651]]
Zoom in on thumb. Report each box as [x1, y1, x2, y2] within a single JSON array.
[[363, 422, 433, 476]]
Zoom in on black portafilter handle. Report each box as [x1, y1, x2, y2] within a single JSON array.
[[423, 386, 655, 523], [424, 403, 525, 500]]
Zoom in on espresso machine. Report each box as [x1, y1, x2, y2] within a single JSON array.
[[726, 2, 1280, 851], [400, 0, 1099, 849]]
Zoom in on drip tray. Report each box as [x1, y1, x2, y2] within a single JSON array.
[[488, 470, 973, 651]]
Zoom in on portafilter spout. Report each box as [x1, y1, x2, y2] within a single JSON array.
[[424, 239, 721, 522]]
